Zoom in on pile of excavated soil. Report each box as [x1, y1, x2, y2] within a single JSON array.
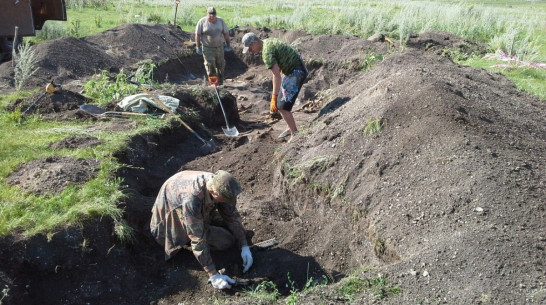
[[5, 88, 92, 120], [278, 48, 545, 304], [180, 48, 545, 305], [0, 23, 544, 305]]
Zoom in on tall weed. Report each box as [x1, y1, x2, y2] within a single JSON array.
[[490, 26, 540, 60], [14, 42, 39, 91]]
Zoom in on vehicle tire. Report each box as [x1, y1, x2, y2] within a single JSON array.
[[0, 36, 11, 63]]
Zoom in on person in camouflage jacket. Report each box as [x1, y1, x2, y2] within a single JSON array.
[[150, 170, 253, 289]]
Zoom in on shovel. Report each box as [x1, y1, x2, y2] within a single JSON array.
[[22, 81, 59, 116], [173, 0, 180, 24], [126, 75, 217, 154], [208, 76, 239, 137], [79, 104, 158, 118]]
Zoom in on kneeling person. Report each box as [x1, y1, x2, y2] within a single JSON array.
[[150, 170, 253, 289]]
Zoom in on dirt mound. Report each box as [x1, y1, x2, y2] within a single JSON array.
[[407, 30, 490, 56], [0, 24, 206, 92], [5, 88, 92, 120], [83, 23, 194, 67], [274, 48, 545, 303], [0, 23, 544, 305], [158, 41, 545, 304], [0, 36, 118, 89], [7, 156, 99, 196], [48, 135, 102, 149]]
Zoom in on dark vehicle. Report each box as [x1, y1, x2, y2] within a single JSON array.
[[0, 0, 67, 63]]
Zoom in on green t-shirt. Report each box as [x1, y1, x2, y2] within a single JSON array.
[[262, 38, 301, 75]]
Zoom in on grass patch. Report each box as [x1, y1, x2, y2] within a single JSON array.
[[335, 269, 400, 302], [337, 275, 367, 302], [457, 55, 546, 101], [244, 268, 329, 305], [283, 155, 334, 184], [362, 118, 383, 136], [13, 41, 39, 91], [0, 89, 172, 238], [22, 1, 544, 104], [244, 280, 279, 302], [309, 176, 347, 203]]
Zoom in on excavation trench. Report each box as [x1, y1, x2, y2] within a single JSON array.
[[113, 120, 345, 298], [0, 120, 350, 305], [3, 23, 542, 305]]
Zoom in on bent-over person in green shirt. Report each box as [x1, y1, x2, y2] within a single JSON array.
[[242, 32, 308, 143]]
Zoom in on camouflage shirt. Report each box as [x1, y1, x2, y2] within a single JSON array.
[[150, 171, 247, 273], [262, 38, 302, 75]]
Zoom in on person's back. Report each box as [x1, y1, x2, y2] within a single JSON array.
[[262, 38, 302, 75], [150, 169, 253, 290], [150, 170, 211, 259]]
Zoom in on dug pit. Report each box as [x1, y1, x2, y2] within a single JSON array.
[[0, 24, 544, 305]]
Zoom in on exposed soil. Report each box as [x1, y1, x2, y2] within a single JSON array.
[[0, 24, 544, 305], [6, 156, 99, 196]]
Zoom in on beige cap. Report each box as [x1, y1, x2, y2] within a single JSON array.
[[211, 170, 242, 203], [207, 7, 216, 15]]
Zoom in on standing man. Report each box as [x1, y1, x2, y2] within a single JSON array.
[[242, 32, 308, 143], [150, 170, 253, 290], [195, 7, 232, 86]]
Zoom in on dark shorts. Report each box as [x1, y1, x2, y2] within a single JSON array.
[[277, 65, 307, 111]]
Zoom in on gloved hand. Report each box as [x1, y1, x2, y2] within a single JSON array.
[[270, 94, 278, 113], [241, 246, 253, 273], [196, 47, 203, 55], [224, 45, 232, 52], [208, 273, 236, 290]]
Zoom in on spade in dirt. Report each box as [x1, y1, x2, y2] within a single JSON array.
[[79, 104, 160, 118], [22, 81, 59, 117], [208, 76, 239, 137], [126, 74, 217, 154]]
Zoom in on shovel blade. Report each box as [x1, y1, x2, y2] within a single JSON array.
[[200, 139, 217, 154], [222, 126, 239, 137], [80, 104, 106, 115]]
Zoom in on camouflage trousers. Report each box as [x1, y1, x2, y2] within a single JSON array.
[[202, 46, 225, 85], [175, 209, 235, 251]]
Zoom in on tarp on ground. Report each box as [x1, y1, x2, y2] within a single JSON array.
[[117, 93, 179, 113]]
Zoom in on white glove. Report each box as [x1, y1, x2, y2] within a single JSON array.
[[241, 246, 253, 273], [208, 273, 235, 290], [196, 47, 203, 55], [224, 45, 232, 52]]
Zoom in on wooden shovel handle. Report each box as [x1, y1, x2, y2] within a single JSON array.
[[126, 75, 200, 134]]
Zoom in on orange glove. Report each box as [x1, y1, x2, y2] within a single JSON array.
[[270, 94, 278, 113]]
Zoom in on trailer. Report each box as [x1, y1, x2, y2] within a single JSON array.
[[0, 0, 67, 62]]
